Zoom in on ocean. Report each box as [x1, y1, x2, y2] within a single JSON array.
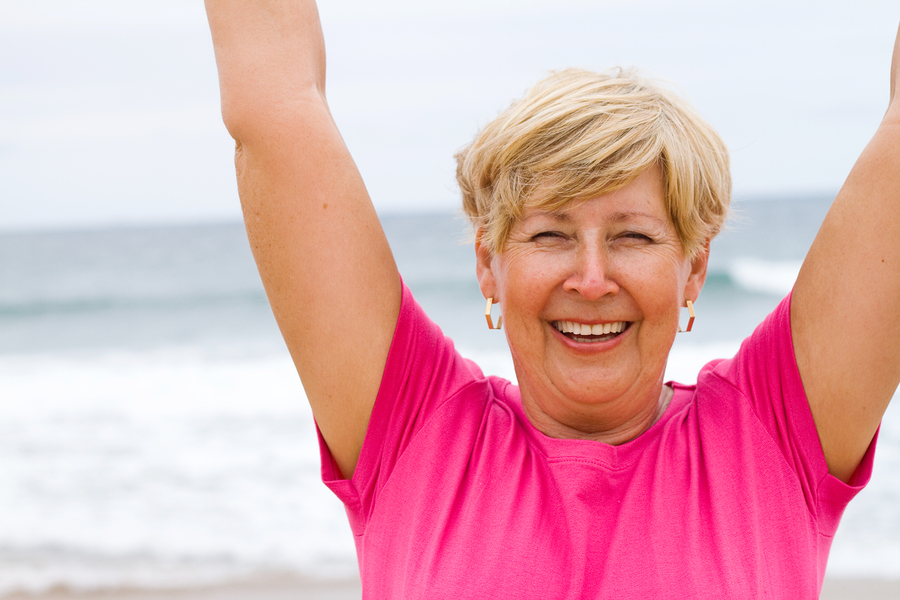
[[1, 199, 898, 595]]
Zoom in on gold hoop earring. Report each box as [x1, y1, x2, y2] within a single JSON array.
[[677, 300, 695, 333], [485, 297, 502, 330]]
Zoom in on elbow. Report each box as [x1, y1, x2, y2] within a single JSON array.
[[218, 83, 327, 148], [218, 93, 252, 145]]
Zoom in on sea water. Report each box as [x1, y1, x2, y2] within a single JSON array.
[[0, 199, 898, 594]]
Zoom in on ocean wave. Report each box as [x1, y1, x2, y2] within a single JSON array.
[[0, 350, 357, 595], [0, 291, 269, 319], [720, 257, 803, 296]]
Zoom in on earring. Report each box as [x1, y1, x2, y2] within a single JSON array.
[[485, 297, 502, 330], [677, 300, 695, 333]]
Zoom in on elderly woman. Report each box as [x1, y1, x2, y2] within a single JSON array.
[[206, 1, 900, 597]]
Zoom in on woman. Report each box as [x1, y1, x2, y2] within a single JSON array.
[[205, 1, 900, 597]]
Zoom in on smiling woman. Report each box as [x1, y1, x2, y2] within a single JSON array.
[[476, 166, 707, 443], [204, 0, 900, 596]]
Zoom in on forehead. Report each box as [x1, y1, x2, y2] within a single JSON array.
[[521, 167, 668, 223]]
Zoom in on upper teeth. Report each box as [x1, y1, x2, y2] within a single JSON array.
[[554, 321, 626, 336]]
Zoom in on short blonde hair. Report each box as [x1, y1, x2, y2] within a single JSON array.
[[455, 68, 730, 259]]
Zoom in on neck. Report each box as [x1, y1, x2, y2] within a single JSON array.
[[525, 384, 674, 445]]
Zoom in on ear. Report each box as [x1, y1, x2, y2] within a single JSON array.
[[475, 228, 499, 302], [684, 240, 710, 304]]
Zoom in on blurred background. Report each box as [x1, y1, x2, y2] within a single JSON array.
[[1, 0, 898, 595]]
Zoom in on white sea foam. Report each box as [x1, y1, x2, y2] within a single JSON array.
[[1, 343, 898, 593], [727, 257, 803, 296], [666, 340, 742, 384], [0, 348, 356, 594]]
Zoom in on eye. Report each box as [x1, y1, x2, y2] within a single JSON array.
[[531, 230, 565, 241], [611, 231, 654, 248]]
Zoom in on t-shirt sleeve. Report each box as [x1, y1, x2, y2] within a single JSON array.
[[702, 292, 876, 533], [317, 281, 487, 534]]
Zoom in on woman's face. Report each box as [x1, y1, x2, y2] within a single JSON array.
[[476, 166, 708, 441]]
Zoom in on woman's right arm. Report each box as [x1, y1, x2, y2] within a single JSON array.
[[205, 0, 401, 479]]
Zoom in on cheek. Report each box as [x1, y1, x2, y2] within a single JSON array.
[[494, 259, 562, 351], [496, 252, 564, 299], [616, 250, 689, 289], [613, 257, 690, 326]]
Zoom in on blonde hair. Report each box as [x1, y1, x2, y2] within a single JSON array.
[[455, 68, 731, 259]]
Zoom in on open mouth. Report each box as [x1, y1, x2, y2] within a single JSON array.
[[552, 320, 629, 343]]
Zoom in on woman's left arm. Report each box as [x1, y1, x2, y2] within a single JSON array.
[[792, 21, 900, 483]]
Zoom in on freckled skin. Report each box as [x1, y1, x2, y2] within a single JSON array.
[[476, 166, 708, 444]]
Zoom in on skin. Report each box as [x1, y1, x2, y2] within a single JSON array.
[[206, 0, 400, 480], [476, 166, 707, 445], [206, 0, 900, 485], [791, 24, 900, 482]]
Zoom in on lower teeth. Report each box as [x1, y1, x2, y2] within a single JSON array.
[[570, 333, 616, 343]]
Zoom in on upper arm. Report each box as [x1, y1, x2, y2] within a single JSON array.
[[791, 21, 900, 482], [206, 0, 401, 479]]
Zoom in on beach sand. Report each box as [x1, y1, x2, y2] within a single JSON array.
[[3, 575, 899, 599], [0, 575, 361, 600], [819, 577, 900, 600]]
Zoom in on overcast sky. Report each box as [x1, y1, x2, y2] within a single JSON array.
[[1, 0, 898, 231]]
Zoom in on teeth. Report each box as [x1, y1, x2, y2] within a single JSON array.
[[554, 320, 626, 336]]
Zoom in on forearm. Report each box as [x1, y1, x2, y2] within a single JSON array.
[[205, 0, 326, 143]]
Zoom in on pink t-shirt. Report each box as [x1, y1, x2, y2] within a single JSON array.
[[320, 283, 875, 599]]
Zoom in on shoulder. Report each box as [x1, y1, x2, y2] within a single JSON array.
[[685, 295, 874, 518], [382, 282, 490, 397], [694, 295, 804, 409]]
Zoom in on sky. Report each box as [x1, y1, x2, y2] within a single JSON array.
[[1, 0, 898, 231]]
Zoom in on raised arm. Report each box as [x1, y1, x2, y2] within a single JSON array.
[[205, 0, 401, 478], [792, 21, 900, 482]]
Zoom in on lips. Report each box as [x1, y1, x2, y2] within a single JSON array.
[[552, 320, 628, 343]]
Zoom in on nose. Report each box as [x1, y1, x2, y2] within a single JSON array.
[[563, 241, 619, 300]]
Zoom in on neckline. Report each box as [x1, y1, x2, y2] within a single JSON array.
[[505, 381, 692, 467]]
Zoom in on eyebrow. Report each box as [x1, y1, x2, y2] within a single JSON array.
[[609, 211, 667, 225], [519, 210, 571, 225], [529, 210, 666, 225]]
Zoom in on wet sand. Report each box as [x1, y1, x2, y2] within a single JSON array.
[[819, 577, 900, 600], [3, 575, 898, 599], [0, 575, 361, 600]]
